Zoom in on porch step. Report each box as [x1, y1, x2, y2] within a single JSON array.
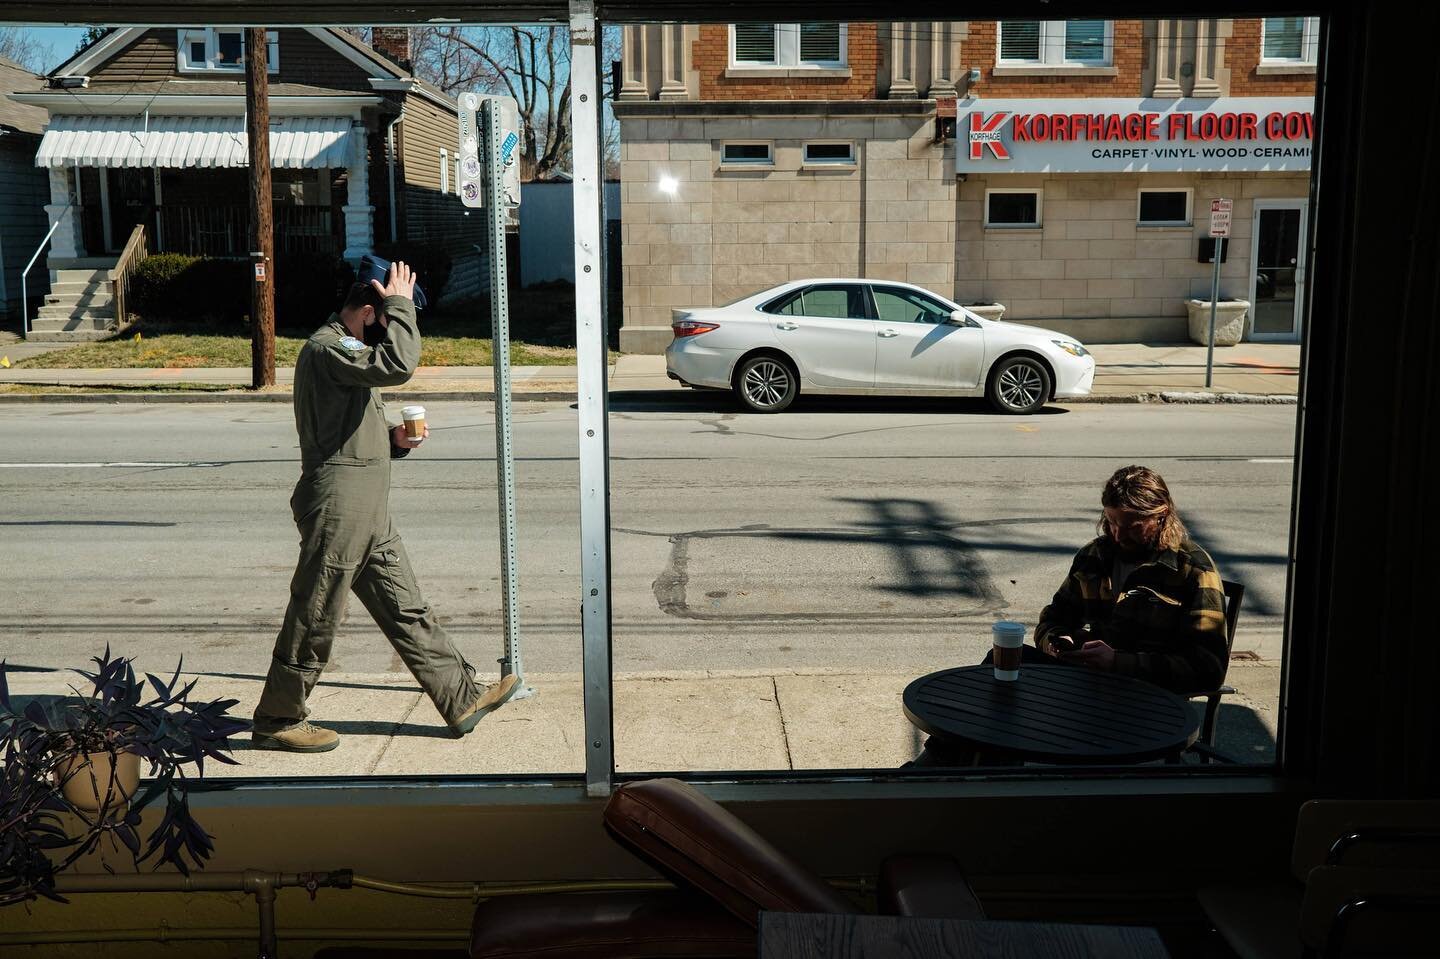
[[45, 290, 112, 309], [37, 304, 114, 321], [51, 268, 112, 285], [47, 257, 121, 271], [25, 327, 122, 343], [49, 280, 110, 296]]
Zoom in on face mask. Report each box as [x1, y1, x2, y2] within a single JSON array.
[[362, 316, 388, 347]]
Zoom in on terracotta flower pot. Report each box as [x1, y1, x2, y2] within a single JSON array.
[[56, 748, 141, 812]]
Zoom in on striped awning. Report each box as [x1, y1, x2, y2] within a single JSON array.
[[35, 115, 356, 170]]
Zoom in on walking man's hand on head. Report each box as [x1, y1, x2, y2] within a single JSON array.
[[372, 260, 416, 301]]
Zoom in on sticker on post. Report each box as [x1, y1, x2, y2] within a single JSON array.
[[254, 263, 267, 282], [500, 131, 519, 165], [463, 182, 480, 202], [462, 156, 481, 179]]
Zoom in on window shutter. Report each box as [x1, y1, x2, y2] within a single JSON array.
[[1064, 20, 1106, 62], [733, 24, 777, 63], [999, 21, 1041, 61], [799, 23, 841, 64], [1264, 17, 1305, 59]]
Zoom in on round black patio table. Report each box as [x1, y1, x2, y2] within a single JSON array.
[[903, 664, 1200, 764]]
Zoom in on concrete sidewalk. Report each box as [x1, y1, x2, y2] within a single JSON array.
[[0, 342, 1299, 402], [4, 662, 1280, 775]]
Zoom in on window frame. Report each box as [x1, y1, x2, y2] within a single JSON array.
[[176, 27, 279, 73], [761, 283, 872, 320], [1261, 16, 1320, 65], [1137, 188, 1194, 227], [439, 148, 449, 195], [801, 141, 857, 167], [719, 141, 776, 169], [984, 188, 1044, 229], [728, 23, 848, 69], [997, 19, 1113, 67], [868, 284, 955, 325]]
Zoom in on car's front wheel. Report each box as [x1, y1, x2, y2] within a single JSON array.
[[734, 355, 798, 413], [987, 355, 1051, 414]]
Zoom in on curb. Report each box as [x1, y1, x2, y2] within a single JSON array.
[[0, 388, 1298, 406], [0, 390, 578, 404]]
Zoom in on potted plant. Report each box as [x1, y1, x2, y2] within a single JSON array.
[[1, 647, 250, 906]]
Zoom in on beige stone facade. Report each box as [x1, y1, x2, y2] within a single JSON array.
[[617, 109, 956, 353], [954, 172, 1310, 341], [616, 19, 1316, 353]]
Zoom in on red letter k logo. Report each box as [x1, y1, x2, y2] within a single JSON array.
[[968, 112, 1010, 160]]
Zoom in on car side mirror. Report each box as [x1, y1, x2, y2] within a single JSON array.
[[947, 310, 976, 327]]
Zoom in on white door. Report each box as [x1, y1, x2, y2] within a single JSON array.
[[1249, 200, 1308, 342], [768, 283, 876, 388], [870, 285, 985, 390]]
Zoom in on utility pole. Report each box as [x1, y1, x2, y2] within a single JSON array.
[[245, 27, 276, 388]]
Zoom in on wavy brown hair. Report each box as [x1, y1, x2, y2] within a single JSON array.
[[1096, 465, 1188, 552]]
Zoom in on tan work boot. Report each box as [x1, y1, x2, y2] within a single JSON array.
[[252, 720, 340, 753], [450, 675, 521, 736]]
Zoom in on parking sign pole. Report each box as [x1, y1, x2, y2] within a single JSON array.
[[1206, 198, 1232, 388], [458, 93, 531, 700]]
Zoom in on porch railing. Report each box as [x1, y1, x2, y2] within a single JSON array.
[[157, 205, 337, 257], [20, 203, 70, 338], [108, 221, 150, 329]]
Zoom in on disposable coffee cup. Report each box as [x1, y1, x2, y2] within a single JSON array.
[[992, 621, 1027, 682], [401, 405, 426, 442]]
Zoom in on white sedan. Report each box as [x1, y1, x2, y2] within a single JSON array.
[[665, 279, 1095, 414]]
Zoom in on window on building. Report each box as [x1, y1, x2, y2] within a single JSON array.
[[730, 23, 846, 68], [720, 142, 775, 166], [1262, 17, 1320, 64], [177, 28, 279, 72], [985, 190, 1043, 228], [440, 148, 449, 195], [802, 142, 856, 165], [1138, 189, 1193, 226], [998, 20, 1111, 66]]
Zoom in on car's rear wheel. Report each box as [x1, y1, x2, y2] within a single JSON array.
[[987, 355, 1051, 414], [734, 355, 798, 413]]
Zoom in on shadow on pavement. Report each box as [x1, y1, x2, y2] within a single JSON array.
[[602, 390, 1072, 416]]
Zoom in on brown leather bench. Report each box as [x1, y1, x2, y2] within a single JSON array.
[[471, 778, 982, 959]]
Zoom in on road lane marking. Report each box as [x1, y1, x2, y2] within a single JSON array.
[[1248, 458, 1293, 464], [0, 462, 223, 468]]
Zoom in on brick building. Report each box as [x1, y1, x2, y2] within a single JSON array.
[[613, 18, 1317, 352]]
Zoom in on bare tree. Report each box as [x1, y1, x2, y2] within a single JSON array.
[[409, 26, 622, 182], [0, 28, 55, 74]]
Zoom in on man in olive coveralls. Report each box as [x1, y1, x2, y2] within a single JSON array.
[[253, 259, 517, 752]]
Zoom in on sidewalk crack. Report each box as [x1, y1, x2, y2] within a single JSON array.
[[772, 676, 794, 770], [364, 690, 425, 775]]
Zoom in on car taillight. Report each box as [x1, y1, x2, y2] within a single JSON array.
[[672, 319, 719, 338]]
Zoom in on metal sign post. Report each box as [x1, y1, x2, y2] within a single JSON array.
[[1206, 198, 1232, 388], [458, 93, 531, 700]]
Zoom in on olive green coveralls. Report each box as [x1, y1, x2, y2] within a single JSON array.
[[253, 295, 480, 733]]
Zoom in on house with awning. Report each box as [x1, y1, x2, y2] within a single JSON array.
[[9, 26, 482, 339]]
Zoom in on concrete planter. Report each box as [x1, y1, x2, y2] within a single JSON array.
[[1186, 299, 1251, 346], [965, 303, 1006, 322]]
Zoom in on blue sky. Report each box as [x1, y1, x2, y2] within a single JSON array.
[[11, 27, 91, 71]]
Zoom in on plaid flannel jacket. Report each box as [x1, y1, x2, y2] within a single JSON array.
[[1035, 535, 1228, 694]]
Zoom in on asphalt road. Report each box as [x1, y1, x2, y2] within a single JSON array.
[[0, 396, 1296, 679]]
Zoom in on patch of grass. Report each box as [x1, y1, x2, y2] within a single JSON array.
[[15, 321, 577, 370]]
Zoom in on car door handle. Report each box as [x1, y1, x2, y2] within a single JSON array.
[[878, 329, 899, 338], [777, 322, 798, 331]]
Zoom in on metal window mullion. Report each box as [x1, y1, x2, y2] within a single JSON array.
[[569, 0, 615, 799], [778, 23, 799, 67], [1043, 20, 1063, 66]]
